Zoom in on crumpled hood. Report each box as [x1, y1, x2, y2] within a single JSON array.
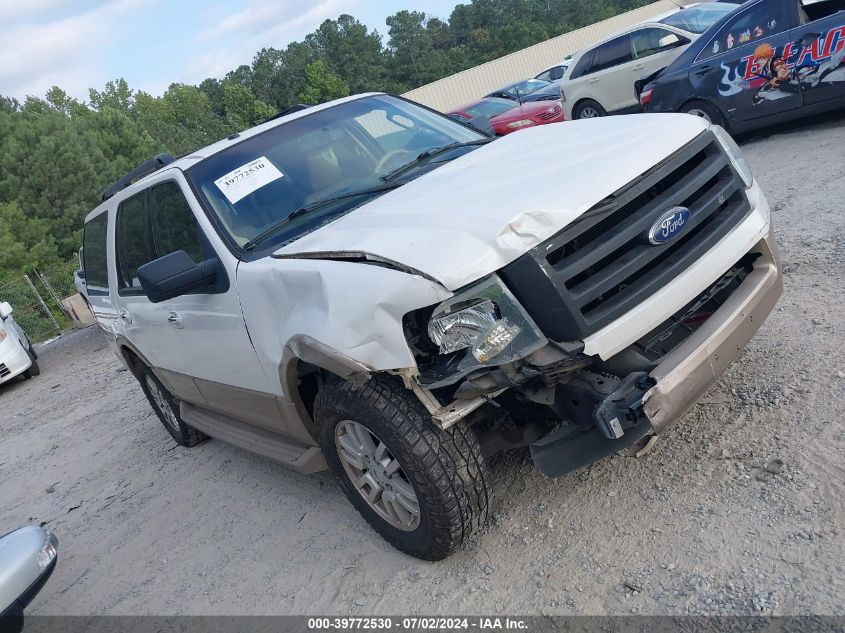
[[274, 114, 709, 291]]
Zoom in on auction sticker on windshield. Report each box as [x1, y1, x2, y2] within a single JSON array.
[[214, 156, 284, 204]]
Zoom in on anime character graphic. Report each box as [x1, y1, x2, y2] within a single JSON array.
[[753, 26, 764, 38], [739, 29, 752, 44], [727, 33, 735, 49], [750, 43, 793, 104], [803, 46, 845, 87]]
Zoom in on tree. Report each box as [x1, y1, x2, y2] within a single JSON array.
[[298, 61, 350, 105], [305, 15, 386, 93], [222, 83, 275, 129]]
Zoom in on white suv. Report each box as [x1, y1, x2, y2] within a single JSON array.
[[562, 3, 739, 119], [84, 93, 781, 559]]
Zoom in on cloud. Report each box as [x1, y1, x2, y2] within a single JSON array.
[[179, 0, 356, 84], [0, 0, 156, 100]]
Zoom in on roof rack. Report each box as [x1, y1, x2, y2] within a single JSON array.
[[262, 103, 310, 124], [101, 153, 176, 201]]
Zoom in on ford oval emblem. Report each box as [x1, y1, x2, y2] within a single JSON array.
[[648, 206, 691, 245]]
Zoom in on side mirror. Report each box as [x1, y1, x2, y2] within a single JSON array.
[[137, 250, 227, 304], [0, 526, 58, 633], [0, 301, 12, 318]]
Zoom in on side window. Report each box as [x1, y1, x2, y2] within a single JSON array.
[[549, 66, 564, 81], [82, 213, 109, 288], [151, 182, 204, 263], [631, 28, 685, 59], [590, 35, 634, 73], [570, 50, 596, 79], [699, 3, 784, 61], [535, 70, 552, 82], [116, 192, 155, 291]]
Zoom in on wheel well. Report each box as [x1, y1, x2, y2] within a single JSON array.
[[572, 97, 600, 114], [679, 97, 729, 120], [119, 346, 144, 377]]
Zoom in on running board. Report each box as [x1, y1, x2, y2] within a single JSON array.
[[180, 402, 327, 474]]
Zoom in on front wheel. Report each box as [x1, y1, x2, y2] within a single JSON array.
[[315, 375, 492, 560], [23, 342, 40, 378], [574, 99, 606, 119]]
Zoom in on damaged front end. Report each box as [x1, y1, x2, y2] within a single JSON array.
[[401, 248, 777, 479]]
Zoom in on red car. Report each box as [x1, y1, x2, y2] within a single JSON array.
[[448, 97, 564, 136]]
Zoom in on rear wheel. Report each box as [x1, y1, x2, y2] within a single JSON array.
[[680, 100, 727, 129], [315, 375, 491, 560], [134, 360, 207, 447], [574, 99, 606, 119]]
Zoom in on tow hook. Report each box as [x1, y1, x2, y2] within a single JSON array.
[[592, 372, 654, 440]]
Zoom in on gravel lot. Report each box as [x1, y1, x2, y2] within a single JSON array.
[[2, 112, 844, 617]]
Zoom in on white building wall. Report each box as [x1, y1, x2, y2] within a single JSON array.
[[402, 0, 683, 111]]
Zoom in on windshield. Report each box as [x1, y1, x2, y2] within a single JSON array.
[[462, 100, 515, 119], [187, 95, 482, 252], [659, 3, 739, 34]]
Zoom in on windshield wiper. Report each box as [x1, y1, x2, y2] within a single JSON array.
[[381, 138, 493, 182], [242, 182, 404, 252]]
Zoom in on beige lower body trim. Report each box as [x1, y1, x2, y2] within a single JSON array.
[[642, 227, 782, 434]]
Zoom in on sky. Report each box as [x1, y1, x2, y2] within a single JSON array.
[[0, 0, 462, 102]]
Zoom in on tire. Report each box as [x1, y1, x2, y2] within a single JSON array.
[[315, 375, 491, 560], [23, 342, 40, 378], [680, 100, 728, 130], [135, 360, 207, 447], [23, 359, 40, 378], [574, 99, 606, 119]]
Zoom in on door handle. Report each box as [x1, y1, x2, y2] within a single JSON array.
[[589, 77, 600, 84], [632, 63, 644, 70], [119, 309, 132, 325], [167, 311, 184, 329], [693, 65, 713, 76]]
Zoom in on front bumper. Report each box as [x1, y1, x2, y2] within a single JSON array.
[[642, 226, 782, 433]]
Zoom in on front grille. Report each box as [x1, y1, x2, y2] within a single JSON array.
[[538, 105, 562, 120], [501, 131, 751, 341], [634, 254, 756, 362], [0, 364, 9, 378]]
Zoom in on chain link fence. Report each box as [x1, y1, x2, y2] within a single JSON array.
[[0, 261, 82, 343]]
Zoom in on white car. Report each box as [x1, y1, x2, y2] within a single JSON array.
[[561, 3, 739, 119], [0, 302, 40, 384], [533, 56, 573, 83], [83, 93, 780, 560]]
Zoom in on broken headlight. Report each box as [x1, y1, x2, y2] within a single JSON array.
[[422, 275, 547, 385]]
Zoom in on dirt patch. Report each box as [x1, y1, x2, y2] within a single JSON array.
[[1, 113, 843, 616]]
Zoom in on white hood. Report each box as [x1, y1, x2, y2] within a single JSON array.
[[274, 114, 709, 291]]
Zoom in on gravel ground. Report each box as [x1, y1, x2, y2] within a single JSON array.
[[1, 112, 844, 617]]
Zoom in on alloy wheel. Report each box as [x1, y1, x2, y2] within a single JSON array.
[[145, 375, 180, 432], [334, 419, 421, 531]]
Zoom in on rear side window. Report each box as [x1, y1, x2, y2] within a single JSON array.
[[151, 182, 204, 263], [83, 213, 109, 288], [591, 35, 634, 72], [698, 2, 784, 61]]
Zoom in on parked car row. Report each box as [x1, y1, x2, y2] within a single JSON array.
[[473, 0, 844, 137]]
